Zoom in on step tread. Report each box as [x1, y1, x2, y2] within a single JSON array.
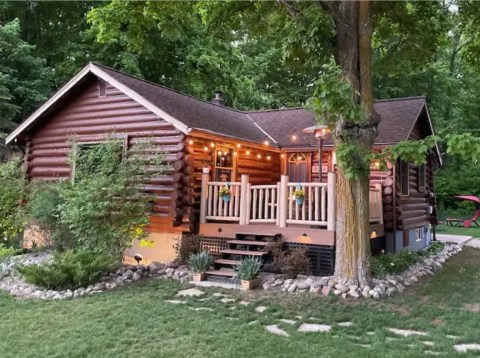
[[220, 249, 268, 256], [214, 259, 241, 266], [227, 240, 270, 246], [206, 270, 236, 277]]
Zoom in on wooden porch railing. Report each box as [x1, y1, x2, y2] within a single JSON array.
[[199, 168, 382, 230]]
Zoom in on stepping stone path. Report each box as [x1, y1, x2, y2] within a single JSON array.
[[265, 325, 290, 337], [297, 323, 332, 333], [422, 341, 434, 346], [176, 288, 205, 297], [239, 301, 249, 306], [247, 320, 258, 325], [387, 328, 428, 337], [220, 297, 236, 303], [454, 344, 480, 353], [279, 319, 297, 325], [189, 307, 213, 312], [255, 306, 268, 313], [165, 300, 185, 304], [424, 351, 443, 356], [446, 335, 460, 340], [338, 322, 353, 327]]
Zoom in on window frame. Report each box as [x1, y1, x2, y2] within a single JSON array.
[[398, 159, 410, 197]]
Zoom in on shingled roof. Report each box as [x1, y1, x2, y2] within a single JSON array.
[[7, 63, 433, 150]]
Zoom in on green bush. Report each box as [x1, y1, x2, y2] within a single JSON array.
[[26, 182, 72, 250], [0, 156, 26, 246], [234, 256, 262, 281], [371, 242, 445, 277], [17, 250, 117, 290], [0, 243, 20, 260], [188, 251, 213, 273]]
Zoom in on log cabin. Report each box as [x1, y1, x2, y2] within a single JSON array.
[[6, 63, 441, 276]]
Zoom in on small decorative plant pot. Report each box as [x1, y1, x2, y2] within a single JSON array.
[[222, 195, 230, 203], [192, 272, 206, 282], [241, 278, 260, 290], [295, 197, 304, 206]]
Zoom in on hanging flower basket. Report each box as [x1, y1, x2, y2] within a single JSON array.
[[293, 186, 305, 206], [219, 185, 230, 203]]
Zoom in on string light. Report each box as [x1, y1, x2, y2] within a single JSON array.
[[203, 146, 209, 152], [236, 143, 241, 148], [233, 151, 237, 156], [257, 154, 262, 159], [281, 153, 285, 158], [188, 139, 194, 145], [267, 155, 271, 161], [291, 135, 297, 141], [264, 140, 269, 145], [246, 150, 251, 155], [210, 142, 215, 148], [217, 150, 223, 156]]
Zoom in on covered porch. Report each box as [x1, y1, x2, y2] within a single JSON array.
[[198, 168, 384, 246]]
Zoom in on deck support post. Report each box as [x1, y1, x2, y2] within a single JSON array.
[[327, 172, 336, 231], [199, 167, 210, 224], [279, 175, 288, 228], [239, 174, 249, 225]]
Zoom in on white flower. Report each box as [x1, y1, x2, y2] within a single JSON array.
[[390, 263, 394, 266]]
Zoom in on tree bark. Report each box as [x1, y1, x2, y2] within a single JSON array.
[[327, 1, 380, 286]]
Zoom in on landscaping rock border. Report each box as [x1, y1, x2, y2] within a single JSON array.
[[261, 244, 462, 299], [0, 253, 192, 300]]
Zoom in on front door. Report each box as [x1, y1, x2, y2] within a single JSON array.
[[287, 153, 308, 182]]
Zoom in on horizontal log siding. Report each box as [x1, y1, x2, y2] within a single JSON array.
[[25, 79, 184, 234]]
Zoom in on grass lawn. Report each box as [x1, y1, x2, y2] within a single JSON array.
[[436, 224, 480, 238], [2, 248, 480, 357]]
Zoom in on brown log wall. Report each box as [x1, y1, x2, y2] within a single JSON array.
[[24, 78, 184, 234]]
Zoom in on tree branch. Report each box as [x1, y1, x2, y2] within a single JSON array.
[[277, 0, 298, 17]]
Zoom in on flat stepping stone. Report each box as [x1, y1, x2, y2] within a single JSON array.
[[265, 325, 290, 337], [255, 306, 268, 313], [338, 322, 353, 327], [387, 328, 428, 337], [279, 319, 297, 325], [454, 344, 480, 353], [422, 341, 434, 346], [213, 292, 228, 298], [424, 351, 443, 356], [239, 301, 249, 306], [446, 335, 461, 340], [298, 323, 331, 333], [176, 288, 205, 297], [247, 320, 258, 325], [220, 297, 236, 303], [188, 307, 213, 311], [357, 344, 371, 348], [165, 300, 185, 304]]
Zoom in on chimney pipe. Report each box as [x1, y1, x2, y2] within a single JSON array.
[[211, 90, 225, 106]]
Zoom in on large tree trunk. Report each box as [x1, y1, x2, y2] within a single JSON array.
[[327, 1, 380, 286]]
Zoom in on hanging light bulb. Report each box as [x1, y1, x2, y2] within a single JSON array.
[[264, 140, 269, 146], [236, 143, 241, 148], [267, 155, 271, 161], [218, 150, 223, 156], [203, 146, 209, 152], [188, 139, 194, 145], [210, 142, 215, 148], [257, 154, 262, 159], [291, 135, 297, 141], [281, 153, 285, 158], [246, 150, 251, 155]]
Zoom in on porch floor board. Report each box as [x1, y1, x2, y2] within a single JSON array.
[[220, 249, 268, 256]]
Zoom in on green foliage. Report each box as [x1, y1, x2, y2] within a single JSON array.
[[371, 242, 445, 277], [174, 235, 200, 265], [0, 19, 52, 136], [336, 142, 372, 179], [388, 136, 439, 166], [188, 251, 213, 273], [234, 256, 262, 281], [17, 250, 117, 290], [0, 243, 20, 259], [218, 186, 230, 197], [0, 156, 26, 246]]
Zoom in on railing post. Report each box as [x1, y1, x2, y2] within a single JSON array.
[[239, 174, 249, 225], [375, 183, 383, 224], [279, 175, 288, 228], [327, 172, 336, 231], [199, 167, 210, 224]]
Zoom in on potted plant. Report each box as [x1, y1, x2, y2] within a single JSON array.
[[188, 251, 213, 282], [219, 185, 230, 203], [234, 256, 263, 290], [293, 186, 305, 205]]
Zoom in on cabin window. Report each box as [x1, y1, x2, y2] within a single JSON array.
[[415, 228, 423, 242], [72, 141, 124, 181], [398, 160, 410, 196], [418, 164, 426, 192], [214, 146, 235, 182], [98, 81, 107, 98]]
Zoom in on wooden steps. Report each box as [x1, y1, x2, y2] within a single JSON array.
[[206, 270, 236, 277], [214, 259, 241, 266], [204, 232, 279, 280], [220, 249, 268, 256], [227, 240, 269, 246]]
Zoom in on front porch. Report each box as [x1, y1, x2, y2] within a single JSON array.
[[198, 168, 385, 246]]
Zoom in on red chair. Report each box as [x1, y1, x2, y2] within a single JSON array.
[[446, 196, 480, 228]]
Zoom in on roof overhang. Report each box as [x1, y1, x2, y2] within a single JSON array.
[[6, 63, 189, 145]]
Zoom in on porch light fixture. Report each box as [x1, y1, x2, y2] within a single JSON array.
[[303, 124, 331, 183]]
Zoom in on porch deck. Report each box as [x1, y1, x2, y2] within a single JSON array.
[[198, 169, 384, 246]]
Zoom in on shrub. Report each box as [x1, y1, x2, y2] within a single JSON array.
[[0, 243, 20, 260], [174, 235, 200, 264], [26, 182, 72, 250], [0, 156, 26, 246], [266, 241, 311, 278], [17, 250, 117, 290], [234, 256, 262, 281], [188, 251, 213, 273]]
